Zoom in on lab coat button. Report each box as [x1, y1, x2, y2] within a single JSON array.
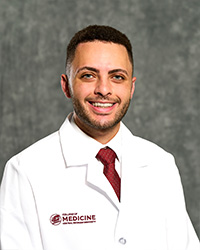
[[119, 237, 126, 244]]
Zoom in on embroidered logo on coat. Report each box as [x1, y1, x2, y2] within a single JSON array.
[[50, 213, 96, 226], [50, 214, 62, 226]]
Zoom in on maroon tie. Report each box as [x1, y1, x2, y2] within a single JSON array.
[[96, 147, 121, 201]]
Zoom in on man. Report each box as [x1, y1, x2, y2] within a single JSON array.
[[0, 25, 199, 250]]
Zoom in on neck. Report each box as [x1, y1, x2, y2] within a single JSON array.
[[73, 114, 120, 144]]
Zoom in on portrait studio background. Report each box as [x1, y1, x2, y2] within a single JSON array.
[[0, 0, 200, 239]]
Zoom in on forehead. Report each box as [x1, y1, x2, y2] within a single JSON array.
[[72, 41, 132, 73]]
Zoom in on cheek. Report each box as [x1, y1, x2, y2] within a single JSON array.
[[117, 86, 132, 101], [72, 83, 92, 99]]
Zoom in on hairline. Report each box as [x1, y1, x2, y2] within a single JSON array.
[[66, 40, 134, 76]]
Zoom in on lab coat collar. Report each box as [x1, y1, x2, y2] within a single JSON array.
[[59, 113, 122, 167], [59, 113, 101, 167]]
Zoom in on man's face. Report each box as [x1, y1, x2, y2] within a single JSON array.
[[62, 41, 136, 136]]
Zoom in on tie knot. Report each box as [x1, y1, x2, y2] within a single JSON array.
[[96, 147, 116, 166]]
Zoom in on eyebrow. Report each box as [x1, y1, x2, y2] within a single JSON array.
[[76, 66, 99, 74], [108, 69, 128, 76], [76, 66, 128, 76]]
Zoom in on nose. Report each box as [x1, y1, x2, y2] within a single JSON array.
[[94, 78, 112, 97]]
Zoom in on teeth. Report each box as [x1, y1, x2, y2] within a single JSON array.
[[92, 102, 113, 108]]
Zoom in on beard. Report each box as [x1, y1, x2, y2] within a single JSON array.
[[71, 95, 131, 132]]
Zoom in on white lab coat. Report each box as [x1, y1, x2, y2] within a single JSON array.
[[0, 115, 199, 250]]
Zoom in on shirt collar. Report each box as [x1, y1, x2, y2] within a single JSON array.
[[102, 127, 122, 162], [59, 113, 122, 167]]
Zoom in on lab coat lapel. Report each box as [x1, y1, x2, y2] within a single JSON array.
[[59, 115, 120, 209], [86, 159, 120, 210], [120, 126, 148, 204]]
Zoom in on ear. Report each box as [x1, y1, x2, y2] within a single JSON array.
[[130, 77, 136, 99], [61, 74, 71, 98]]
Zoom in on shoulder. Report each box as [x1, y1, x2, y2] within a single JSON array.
[[5, 130, 62, 174], [20, 131, 59, 158], [121, 123, 175, 163], [121, 124, 180, 184]]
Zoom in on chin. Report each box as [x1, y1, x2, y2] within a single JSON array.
[[86, 117, 120, 131]]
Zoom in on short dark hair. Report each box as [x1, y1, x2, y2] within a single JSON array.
[[66, 25, 134, 75]]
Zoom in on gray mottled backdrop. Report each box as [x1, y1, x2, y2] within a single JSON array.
[[0, 0, 199, 239]]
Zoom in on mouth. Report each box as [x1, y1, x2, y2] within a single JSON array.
[[88, 101, 117, 114], [90, 102, 114, 108]]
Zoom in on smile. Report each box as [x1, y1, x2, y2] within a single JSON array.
[[91, 102, 114, 108]]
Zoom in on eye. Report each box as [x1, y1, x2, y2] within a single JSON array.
[[81, 73, 94, 79], [112, 75, 125, 81]]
